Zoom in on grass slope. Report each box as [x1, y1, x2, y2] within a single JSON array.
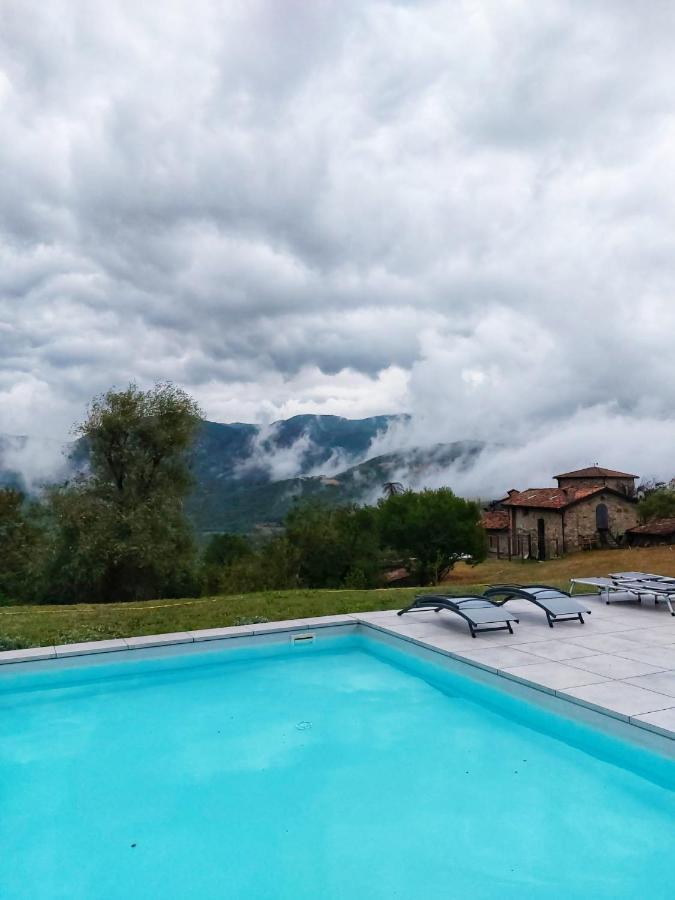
[[2, 547, 674, 650]]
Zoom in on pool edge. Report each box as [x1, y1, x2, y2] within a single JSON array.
[[2, 614, 674, 746]]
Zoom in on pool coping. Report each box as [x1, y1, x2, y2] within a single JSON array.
[[2, 612, 675, 745]]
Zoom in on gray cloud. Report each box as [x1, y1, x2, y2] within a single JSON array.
[[2, 0, 675, 489]]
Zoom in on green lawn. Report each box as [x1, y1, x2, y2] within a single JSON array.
[[12, 542, 660, 650], [0, 586, 465, 650]]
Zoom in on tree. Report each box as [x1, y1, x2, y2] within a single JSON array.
[[382, 481, 405, 498], [638, 488, 675, 524], [284, 502, 383, 588], [45, 383, 202, 602], [377, 487, 486, 585], [201, 532, 254, 594], [78, 382, 201, 502], [203, 533, 252, 568], [207, 535, 300, 594], [0, 488, 48, 602]]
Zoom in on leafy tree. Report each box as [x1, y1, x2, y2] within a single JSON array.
[[377, 487, 486, 585], [638, 488, 675, 524], [284, 502, 382, 588], [0, 489, 48, 602], [79, 382, 200, 502], [45, 383, 202, 602], [201, 532, 254, 594], [203, 533, 252, 568], [212, 536, 300, 594]]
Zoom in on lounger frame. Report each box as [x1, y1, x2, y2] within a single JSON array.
[[570, 577, 643, 607], [485, 584, 590, 628], [570, 574, 675, 615], [398, 594, 519, 638], [610, 576, 675, 616]]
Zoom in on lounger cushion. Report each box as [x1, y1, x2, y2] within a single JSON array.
[[527, 590, 590, 615], [420, 595, 518, 624]]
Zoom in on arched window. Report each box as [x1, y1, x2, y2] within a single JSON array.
[[596, 503, 609, 531]]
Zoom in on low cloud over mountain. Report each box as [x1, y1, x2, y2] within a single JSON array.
[[3, 2, 675, 487]]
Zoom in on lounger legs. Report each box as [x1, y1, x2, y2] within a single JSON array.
[[546, 612, 587, 627]]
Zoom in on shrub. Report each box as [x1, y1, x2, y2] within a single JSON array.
[[638, 488, 675, 524]]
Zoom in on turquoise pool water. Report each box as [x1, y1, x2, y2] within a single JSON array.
[[1, 634, 674, 899]]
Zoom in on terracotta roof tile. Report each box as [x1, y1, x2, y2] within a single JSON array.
[[481, 510, 510, 530], [502, 484, 608, 509], [627, 517, 675, 536], [555, 466, 637, 480]]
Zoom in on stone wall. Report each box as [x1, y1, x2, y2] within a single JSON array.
[[556, 476, 635, 496], [511, 508, 564, 559], [486, 530, 510, 557], [562, 493, 638, 549], [510, 493, 639, 557]]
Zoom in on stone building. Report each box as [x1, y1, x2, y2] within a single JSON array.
[[484, 466, 639, 559], [481, 509, 510, 557], [626, 517, 675, 547]]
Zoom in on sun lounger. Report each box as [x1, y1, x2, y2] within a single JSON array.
[[609, 571, 674, 582], [572, 574, 675, 614], [569, 577, 644, 606], [629, 583, 675, 615], [397, 594, 520, 638], [484, 584, 591, 627], [609, 575, 675, 616]]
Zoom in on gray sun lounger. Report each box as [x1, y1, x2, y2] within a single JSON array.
[[570, 577, 644, 605], [484, 584, 591, 627], [571, 574, 675, 614], [398, 594, 519, 638], [609, 575, 675, 616], [609, 571, 673, 582]]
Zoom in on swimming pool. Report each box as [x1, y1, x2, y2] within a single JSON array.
[[1, 628, 674, 899]]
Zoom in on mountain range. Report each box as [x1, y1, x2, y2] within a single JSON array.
[[0, 415, 483, 534]]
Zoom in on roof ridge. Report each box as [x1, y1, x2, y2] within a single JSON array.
[[555, 466, 637, 479], [503, 483, 629, 509]]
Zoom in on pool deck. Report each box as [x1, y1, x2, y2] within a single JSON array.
[[2, 593, 675, 743], [357, 594, 675, 742]]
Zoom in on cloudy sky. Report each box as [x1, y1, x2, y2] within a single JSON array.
[[2, 0, 675, 488]]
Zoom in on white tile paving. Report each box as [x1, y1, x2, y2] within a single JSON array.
[[0, 645, 57, 664], [624, 670, 675, 699], [518, 640, 600, 662], [632, 706, 675, 738], [444, 645, 543, 671], [124, 631, 194, 648], [354, 592, 675, 740], [501, 661, 608, 692], [566, 653, 668, 679], [562, 633, 652, 654], [559, 681, 675, 719], [612, 645, 675, 668], [188, 625, 256, 640], [54, 639, 129, 657]]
